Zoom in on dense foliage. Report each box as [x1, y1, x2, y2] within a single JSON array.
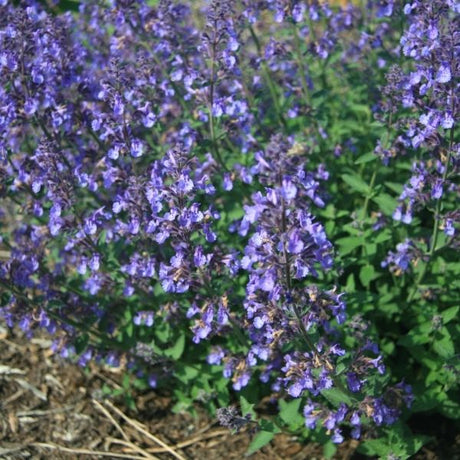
[[0, 0, 458, 457]]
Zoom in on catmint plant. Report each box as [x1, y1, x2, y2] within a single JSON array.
[[1, 0, 454, 457]]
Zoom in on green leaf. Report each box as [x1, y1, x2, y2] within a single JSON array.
[[239, 395, 256, 419], [359, 439, 393, 457], [56, 0, 80, 12], [346, 275, 356, 294], [342, 173, 371, 194], [75, 333, 89, 354], [172, 397, 194, 414], [155, 321, 171, 343], [259, 419, 281, 433], [347, 102, 371, 119], [124, 321, 134, 339], [175, 364, 199, 384], [365, 243, 377, 256], [433, 329, 455, 359], [359, 422, 428, 459], [323, 441, 337, 459], [122, 373, 131, 390], [355, 152, 377, 164], [411, 385, 446, 412], [398, 334, 429, 348], [398, 321, 432, 347], [359, 264, 377, 287], [362, 370, 391, 400], [336, 236, 363, 256], [278, 399, 304, 428], [372, 193, 398, 216], [246, 431, 274, 456], [385, 181, 404, 194], [441, 306, 459, 324], [215, 378, 230, 407], [335, 362, 347, 376], [321, 388, 354, 406], [373, 229, 392, 244], [163, 334, 185, 360], [440, 398, 460, 419]]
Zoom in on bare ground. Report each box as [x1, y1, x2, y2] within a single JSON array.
[[0, 325, 458, 460]]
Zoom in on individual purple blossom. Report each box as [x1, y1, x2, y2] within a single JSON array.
[[148, 374, 157, 388], [347, 372, 365, 393], [382, 239, 419, 274], [443, 216, 456, 236], [331, 429, 344, 444], [207, 346, 226, 365], [435, 63, 451, 84], [133, 311, 154, 327]]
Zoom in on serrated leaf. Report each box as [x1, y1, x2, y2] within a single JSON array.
[[321, 387, 354, 406], [398, 320, 433, 347], [278, 399, 303, 427], [336, 236, 363, 256], [359, 423, 427, 459], [246, 431, 274, 456], [372, 193, 398, 216], [433, 329, 455, 359], [390, 422, 430, 457], [398, 332, 430, 347], [342, 173, 371, 194], [385, 181, 404, 194], [411, 386, 445, 412], [440, 398, 460, 419], [239, 395, 256, 419], [163, 334, 185, 360], [355, 152, 378, 164], [365, 243, 377, 256], [259, 419, 281, 433], [441, 306, 459, 324], [346, 273, 356, 292], [335, 362, 347, 375], [373, 229, 392, 244], [359, 264, 376, 287], [323, 441, 337, 459], [359, 439, 392, 457], [175, 364, 199, 384]]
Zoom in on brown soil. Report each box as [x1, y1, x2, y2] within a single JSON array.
[[0, 325, 458, 460]]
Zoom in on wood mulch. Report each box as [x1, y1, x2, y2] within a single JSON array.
[[0, 325, 458, 460]]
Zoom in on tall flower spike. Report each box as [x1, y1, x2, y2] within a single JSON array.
[[381, 0, 459, 270]]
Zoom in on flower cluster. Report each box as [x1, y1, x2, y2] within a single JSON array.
[[207, 135, 411, 439], [303, 380, 413, 443], [0, 0, 416, 447], [379, 0, 459, 272]]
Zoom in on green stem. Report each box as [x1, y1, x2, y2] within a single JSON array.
[[198, 268, 250, 351], [290, 21, 327, 149], [292, 23, 312, 109], [361, 169, 377, 222], [408, 131, 454, 303], [207, 35, 228, 170], [0, 278, 106, 343], [249, 25, 287, 130], [280, 199, 358, 403], [228, 314, 250, 351]]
